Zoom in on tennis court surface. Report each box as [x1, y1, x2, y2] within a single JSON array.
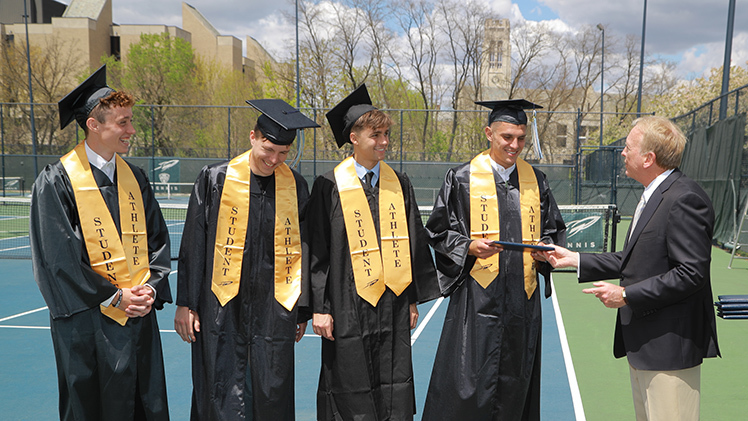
[[2, 196, 747, 420]]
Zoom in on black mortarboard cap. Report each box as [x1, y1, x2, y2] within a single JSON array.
[[475, 99, 543, 126], [246, 99, 320, 146], [326, 84, 377, 148], [58, 65, 116, 130]]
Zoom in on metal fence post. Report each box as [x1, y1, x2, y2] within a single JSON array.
[[313, 107, 317, 178], [735, 90, 740, 116], [1, 104, 5, 197], [150, 105, 156, 182], [610, 147, 618, 205], [574, 108, 582, 205], [690, 112, 696, 139], [227, 107, 232, 160], [399, 110, 404, 173]]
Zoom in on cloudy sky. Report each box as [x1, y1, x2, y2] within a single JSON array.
[[65, 0, 748, 80]]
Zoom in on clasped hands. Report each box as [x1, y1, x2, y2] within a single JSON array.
[[117, 284, 155, 318]]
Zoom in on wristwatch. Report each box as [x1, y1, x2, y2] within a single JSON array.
[[621, 288, 629, 305]]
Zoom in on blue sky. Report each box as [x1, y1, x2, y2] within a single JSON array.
[[514, 0, 558, 20], [59, 0, 748, 81]]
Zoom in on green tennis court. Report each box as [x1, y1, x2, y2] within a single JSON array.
[[2, 204, 746, 420], [554, 219, 748, 420]]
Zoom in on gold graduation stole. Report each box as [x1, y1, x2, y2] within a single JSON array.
[[469, 151, 501, 288], [334, 157, 412, 307], [211, 150, 302, 311], [469, 152, 541, 299], [60, 142, 150, 326]]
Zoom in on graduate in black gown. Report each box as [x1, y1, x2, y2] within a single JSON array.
[[308, 84, 440, 420], [422, 100, 566, 421], [30, 66, 172, 421], [174, 99, 318, 420]]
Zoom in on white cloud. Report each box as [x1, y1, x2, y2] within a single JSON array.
[[730, 32, 748, 69], [679, 45, 721, 80], [487, 0, 514, 16], [57, 0, 748, 80], [677, 32, 748, 80], [537, 0, 748, 78], [249, 13, 295, 61]]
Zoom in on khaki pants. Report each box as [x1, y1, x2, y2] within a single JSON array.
[[629, 364, 701, 421]]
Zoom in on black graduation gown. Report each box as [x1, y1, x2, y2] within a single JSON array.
[[308, 168, 440, 421], [422, 163, 566, 421], [177, 162, 311, 421], [30, 160, 172, 421]]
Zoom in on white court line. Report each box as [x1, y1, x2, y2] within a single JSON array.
[[0, 269, 181, 329], [1, 270, 450, 343], [0, 235, 31, 253], [0, 216, 29, 221], [0, 235, 30, 241], [411, 296, 444, 345], [0, 325, 183, 334], [0, 245, 30, 253], [0, 306, 47, 323], [0, 325, 49, 330], [551, 275, 586, 421]]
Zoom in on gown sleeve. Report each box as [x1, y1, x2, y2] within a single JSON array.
[[307, 175, 335, 314], [30, 164, 118, 318], [295, 170, 313, 323], [401, 173, 440, 304], [30, 162, 172, 318], [177, 165, 214, 310], [425, 167, 474, 296]]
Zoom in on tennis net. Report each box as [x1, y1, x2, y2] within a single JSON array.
[[0, 197, 187, 260], [1, 198, 618, 260]]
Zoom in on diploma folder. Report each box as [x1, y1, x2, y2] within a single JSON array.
[[718, 314, 748, 320], [493, 241, 554, 252], [714, 295, 748, 320], [717, 295, 748, 303], [715, 303, 748, 311]]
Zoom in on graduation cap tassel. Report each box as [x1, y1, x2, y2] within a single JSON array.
[[531, 110, 543, 160]]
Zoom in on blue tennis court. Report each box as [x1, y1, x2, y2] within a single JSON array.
[[0, 257, 580, 420]]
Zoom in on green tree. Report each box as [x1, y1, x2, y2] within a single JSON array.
[[0, 36, 83, 152], [103, 33, 197, 156], [649, 64, 748, 118], [188, 57, 267, 157]]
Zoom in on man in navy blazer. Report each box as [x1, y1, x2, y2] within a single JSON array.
[[543, 116, 719, 421]]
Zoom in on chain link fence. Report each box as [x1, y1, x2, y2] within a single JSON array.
[[3, 91, 747, 214]]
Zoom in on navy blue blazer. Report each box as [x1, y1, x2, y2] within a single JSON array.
[[579, 169, 720, 370]]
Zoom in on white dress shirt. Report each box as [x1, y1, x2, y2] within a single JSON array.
[[490, 159, 515, 184], [84, 142, 157, 306], [354, 160, 380, 187], [577, 168, 675, 278]]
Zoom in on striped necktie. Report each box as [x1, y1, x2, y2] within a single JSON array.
[[364, 171, 375, 188]]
